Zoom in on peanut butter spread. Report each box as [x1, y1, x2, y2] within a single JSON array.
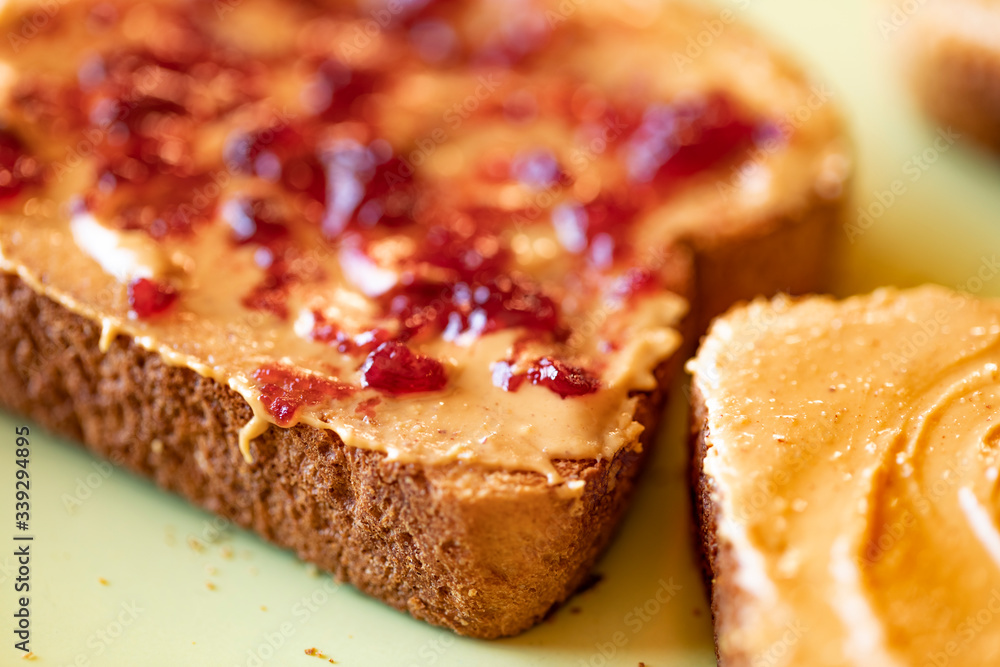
[[0, 0, 846, 480], [689, 285, 1000, 666]]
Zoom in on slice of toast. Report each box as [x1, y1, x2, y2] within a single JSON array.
[[0, 0, 848, 637], [894, 0, 1000, 152], [689, 285, 1000, 665]]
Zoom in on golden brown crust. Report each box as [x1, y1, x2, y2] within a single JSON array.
[[0, 272, 679, 638], [687, 196, 843, 334], [902, 4, 1000, 153], [690, 382, 750, 667]]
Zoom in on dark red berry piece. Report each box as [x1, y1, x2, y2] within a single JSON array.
[[253, 365, 354, 426], [492, 357, 600, 398], [526, 357, 600, 398], [127, 278, 178, 318], [360, 341, 447, 395]]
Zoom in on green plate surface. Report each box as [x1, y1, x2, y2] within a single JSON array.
[[3, 0, 1000, 664]]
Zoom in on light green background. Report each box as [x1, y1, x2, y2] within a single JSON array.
[[3, 0, 1000, 664]]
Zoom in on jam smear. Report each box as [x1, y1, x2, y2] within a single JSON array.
[[308, 60, 381, 122], [385, 274, 560, 342], [223, 197, 305, 321], [224, 124, 327, 208], [625, 92, 759, 186], [493, 357, 600, 398], [0, 129, 41, 203], [253, 364, 355, 426], [416, 220, 508, 280], [360, 341, 447, 395], [223, 197, 290, 248], [551, 193, 640, 266], [128, 278, 178, 318], [322, 145, 418, 237], [308, 311, 391, 354]]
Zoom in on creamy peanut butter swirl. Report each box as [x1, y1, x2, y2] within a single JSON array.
[[689, 286, 1000, 666], [0, 0, 846, 481]]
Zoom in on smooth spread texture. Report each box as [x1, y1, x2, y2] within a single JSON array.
[[0, 0, 846, 480], [689, 286, 1000, 666]]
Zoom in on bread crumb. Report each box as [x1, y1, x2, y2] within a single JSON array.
[[98, 577, 109, 586], [22, 652, 36, 660], [221, 546, 234, 559], [206, 582, 216, 591], [188, 537, 205, 553], [305, 647, 334, 661], [260, 605, 267, 612]]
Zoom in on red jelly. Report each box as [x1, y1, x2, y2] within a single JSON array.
[[385, 275, 559, 342], [625, 92, 759, 186], [307, 60, 381, 122], [0, 129, 40, 202], [309, 312, 390, 354], [360, 341, 447, 395], [127, 277, 178, 318], [222, 197, 289, 248], [224, 125, 327, 207], [253, 364, 354, 426], [322, 146, 417, 237], [493, 357, 600, 398]]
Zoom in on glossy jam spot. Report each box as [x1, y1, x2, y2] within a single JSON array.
[[128, 277, 178, 318], [225, 199, 303, 320], [625, 92, 759, 186], [493, 357, 600, 398], [385, 275, 559, 342], [222, 197, 289, 249], [224, 125, 327, 206], [360, 341, 447, 395], [253, 364, 354, 426], [305, 60, 381, 121], [354, 396, 381, 422], [91, 172, 216, 238], [240, 249, 298, 320], [322, 143, 417, 237], [0, 129, 41, 203], [610, 265, 658, 300], [308, 311, 390, 354], [91, 95, 191, 181], [417, 222, 507, 280], [509, 148, 566, 189], [551, 193, 640, 266]]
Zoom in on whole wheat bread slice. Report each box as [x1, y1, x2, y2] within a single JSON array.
[[0, 0, 849, 637]]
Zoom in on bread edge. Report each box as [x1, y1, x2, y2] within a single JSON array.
[[0, 271, 686, 639], [690, 379, 753, 667]]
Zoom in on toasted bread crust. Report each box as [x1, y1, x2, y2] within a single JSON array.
[[688, 196, 843, 334], [903, 6, 1000, 153], [0, 272, 680, 638], [690, 382, 751, 667]]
